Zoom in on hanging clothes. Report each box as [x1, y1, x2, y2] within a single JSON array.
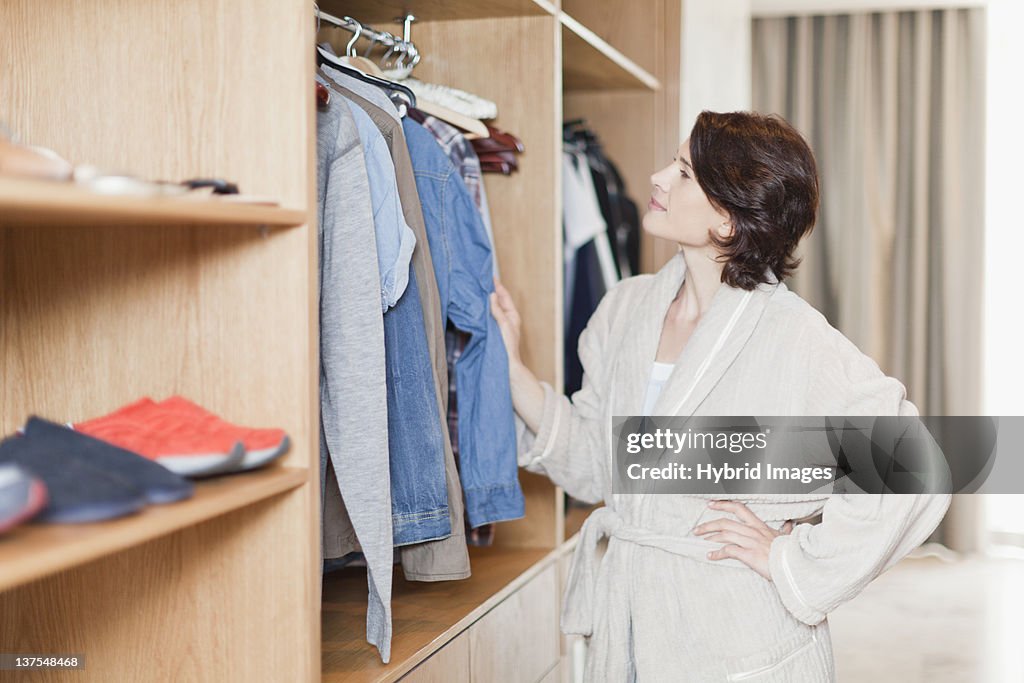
[[562, 148, 619, 395], [407, 108, 499, 276], [338, 92, 452, 547], [560, 123, 641, 397], [564, 122, 642, 280], [403, 116, 526, 529], [410, 108, 504, 546], [320, 64, 472, 584], [316, 92, 393, 664]]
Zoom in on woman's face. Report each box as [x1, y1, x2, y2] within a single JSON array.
[[642, 138, 731, 247]]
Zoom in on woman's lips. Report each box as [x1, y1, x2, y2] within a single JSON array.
[[648, 196, 667, 211]]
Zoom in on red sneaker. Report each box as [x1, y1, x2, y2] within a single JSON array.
[[74, 402, 244, 478], [156, 397, 290, 472]]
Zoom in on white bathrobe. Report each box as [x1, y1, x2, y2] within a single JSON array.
[[516, 250, 951, 682]]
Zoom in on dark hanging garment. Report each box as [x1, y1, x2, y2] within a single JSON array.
[[601, 155, 641, 278], [564, 239, 608, 396]]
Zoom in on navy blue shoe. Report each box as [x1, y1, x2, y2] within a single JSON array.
[[0, 433, 147, 524], [24, 417, 193, 505]]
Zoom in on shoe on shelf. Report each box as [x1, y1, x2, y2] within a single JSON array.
[[0, 463, 48, 534], [73, 399, 244, 479], [23, 417, 193, 504], [0, 435, 146, 524], [155, 396, 290, 472]]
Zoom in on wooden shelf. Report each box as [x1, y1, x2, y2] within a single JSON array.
[[317, 0, 556, 24], [322, 545, 561, 682], [0, 466, 307, 592], [0, 176, 307, 228], [561, 13, 661, 92]]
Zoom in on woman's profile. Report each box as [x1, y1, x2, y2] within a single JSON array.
[[490, 111, 952, 681]]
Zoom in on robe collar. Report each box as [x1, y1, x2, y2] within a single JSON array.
[[612, 249, 783, 418]]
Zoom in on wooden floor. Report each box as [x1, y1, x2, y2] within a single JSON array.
[[830, 548, 1024, 682]]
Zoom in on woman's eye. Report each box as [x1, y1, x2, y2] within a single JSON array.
[[680, 169, 690, 178]]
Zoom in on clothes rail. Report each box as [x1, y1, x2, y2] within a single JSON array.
[[315, 8, 420, 68]]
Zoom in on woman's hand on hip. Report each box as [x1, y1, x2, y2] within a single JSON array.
[[490, 277, 523, 367], [694, 500, 795, 580]]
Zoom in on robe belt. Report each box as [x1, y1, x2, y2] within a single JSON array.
[[560, 506, 749, 637]]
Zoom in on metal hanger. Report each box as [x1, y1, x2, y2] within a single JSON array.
[[315, 9, 419, 112]]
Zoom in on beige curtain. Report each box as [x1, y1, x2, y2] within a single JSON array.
[[752, 9, 986, 551]]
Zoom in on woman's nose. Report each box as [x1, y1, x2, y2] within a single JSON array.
[[651, 163, 673, 190]]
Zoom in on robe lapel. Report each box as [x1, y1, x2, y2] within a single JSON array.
[[653, 289, 764, 416], [611, 250, 688, 417], [611, 250, 782, 418], [654, 279, 781, 417]]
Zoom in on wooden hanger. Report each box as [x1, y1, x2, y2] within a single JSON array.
[[414, 99, 488, 140]]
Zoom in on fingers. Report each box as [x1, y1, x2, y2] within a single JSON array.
[[707, 500, 764, 528], [489, 291, 504, 318], [707, 544, 755, 564], [693, 518, 762, 541], [492, 285, 521, 328], [782, 520, 795, 534], [699, 530, 758, 548], [493, 277, 513, 306]]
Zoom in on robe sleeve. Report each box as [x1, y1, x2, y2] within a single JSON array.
[[514, 284, 623, 504], [767, 322, 953, 625]]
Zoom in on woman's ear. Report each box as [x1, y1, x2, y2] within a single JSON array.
[[715, 219, 734, 240]]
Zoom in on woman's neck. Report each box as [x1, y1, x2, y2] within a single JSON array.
[[673, 245, 724, 321]]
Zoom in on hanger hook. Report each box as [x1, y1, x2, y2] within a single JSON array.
[[379, 32, 398, 69], [344, 16, 362, 57], [396, 42, 410, 70], [362, 32, 380, 58]]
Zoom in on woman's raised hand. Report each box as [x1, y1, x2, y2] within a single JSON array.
[[694, 500, 796, 580], [490, 277, 523, 367]]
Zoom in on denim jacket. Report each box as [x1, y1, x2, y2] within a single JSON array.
[[402, 118, 526, 527], [341, 94, 452, 546]]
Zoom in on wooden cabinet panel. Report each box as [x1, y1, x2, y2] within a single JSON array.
[[400, 637, 470, 683], [468, 564, 560, 682]]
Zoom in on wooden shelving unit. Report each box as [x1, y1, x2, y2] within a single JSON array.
[[0, 467, 307, 593], [0, 0, 320, 680], [560, 13, 661, 92], [0, 177, 307, 228], [313, 2, 680, 681], [0, 0, 680, 679], [319, 0, 556, 23]]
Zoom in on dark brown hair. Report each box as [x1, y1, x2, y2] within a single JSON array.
[[689, 111, 819, 290]]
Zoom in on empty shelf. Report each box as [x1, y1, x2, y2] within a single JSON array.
[[561, 13, 661, 92]]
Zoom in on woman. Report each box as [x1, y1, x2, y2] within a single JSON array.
[[490, 111, 951, 681]]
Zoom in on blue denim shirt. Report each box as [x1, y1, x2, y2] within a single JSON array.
[[337, 88, 416, 311], [343, 94, 451, 546], [402, 118, 526, 527]]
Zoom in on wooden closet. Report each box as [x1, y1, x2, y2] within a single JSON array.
[[0, 1, 681, 681]]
